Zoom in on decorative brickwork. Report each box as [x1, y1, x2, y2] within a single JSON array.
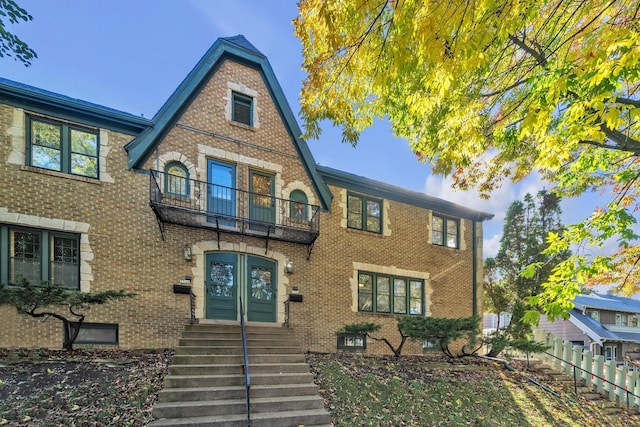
[[0, 37, 488, 355]]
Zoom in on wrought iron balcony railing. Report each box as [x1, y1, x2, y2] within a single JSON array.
[[149, 170, 320, 248]]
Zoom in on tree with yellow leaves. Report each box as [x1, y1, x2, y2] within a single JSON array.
[[295, 1, 640, 321]]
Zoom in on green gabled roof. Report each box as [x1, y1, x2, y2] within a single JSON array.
[[0, 77, 152, 135], [125, 35, 332, 210], [317, 165, 494, 222]]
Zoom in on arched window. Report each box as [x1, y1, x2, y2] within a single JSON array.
[[165, 162, 189, 196], [290, 190, 308, 220]]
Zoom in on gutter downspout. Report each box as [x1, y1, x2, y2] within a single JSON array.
[[472, 219, 477, 318]]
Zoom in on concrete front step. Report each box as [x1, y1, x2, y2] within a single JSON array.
[[175, 345, 303, 355], [151, 324, 331, 427], [154, 395, 326, 419], [164, 372, 315, 388], [169, 362, 311, 376], [178, 338, 300, 347], [150, 408, 331, 427], [158, 383, 324, 403], [171, 353, 305, 365]]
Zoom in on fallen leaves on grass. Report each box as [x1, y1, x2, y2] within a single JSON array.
[[0, 348, 172, 427], [307, 353, 640, 426]]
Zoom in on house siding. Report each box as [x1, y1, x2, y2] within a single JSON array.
[[0, 39, 488, 354]]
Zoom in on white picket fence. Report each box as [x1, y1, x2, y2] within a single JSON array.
[[533, 329, 640, 410]]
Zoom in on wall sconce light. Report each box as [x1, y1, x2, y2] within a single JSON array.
[[183, 244, 192, 261], [285, 260, 294, 274]]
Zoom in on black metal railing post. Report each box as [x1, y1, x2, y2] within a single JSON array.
[[240, 296, 251, 426], [189, 291, 195, 325]]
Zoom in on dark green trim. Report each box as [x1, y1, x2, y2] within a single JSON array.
[[0, 78, 151, 135], [232, 91, 253, 126], [318, 165, 493, 222], [164, 162, 190, 196], [357, 271, 424, 316], [347, 192, 382, 234], [472, 220, 477, 318], [27, 115, 100, 179], [432, 215, 459, 249], [124, 36, 332, 211], [0, 224, 80, 289], [0, 226, 8, 284]]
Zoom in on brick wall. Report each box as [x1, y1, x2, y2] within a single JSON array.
[[0, 57, 484, 355]]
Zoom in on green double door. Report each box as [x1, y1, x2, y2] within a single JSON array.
[[205, 253, 277, 323]]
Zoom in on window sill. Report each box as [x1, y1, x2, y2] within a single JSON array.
[[345, 227, 384, 237], [21, 166, 101, 185], [230, 120, 256, 131]]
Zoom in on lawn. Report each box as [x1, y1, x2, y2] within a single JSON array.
[[0, 348, 172, 426], [307, 353, 640, 427], [1, 348, 638, 426]]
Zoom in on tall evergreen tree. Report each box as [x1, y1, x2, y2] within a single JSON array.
[[486, 190, 569, 357]]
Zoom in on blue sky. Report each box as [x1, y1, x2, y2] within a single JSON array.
[[2, 0, 609, 258]]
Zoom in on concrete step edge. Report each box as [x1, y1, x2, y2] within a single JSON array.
[[154, 395, 324, 409]]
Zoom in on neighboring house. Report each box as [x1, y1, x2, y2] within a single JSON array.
[[0, 35, 492, 354], [538, 293, 640, 362]]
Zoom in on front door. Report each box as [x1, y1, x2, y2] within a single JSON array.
[[205, 252, 237, 320], [249, 170, 275, 231], [208, 159, 236, 227], [205, 252, 277, 323]]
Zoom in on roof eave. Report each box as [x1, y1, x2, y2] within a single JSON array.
[[317, 165, 494, 221], [0, 80, 151, 135]]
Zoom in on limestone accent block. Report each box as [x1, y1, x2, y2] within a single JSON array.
[[349, 261, 432, 316], [7, 108, 25, 165]]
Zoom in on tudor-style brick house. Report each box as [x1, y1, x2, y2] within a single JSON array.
[[0, 36, 492, 354]]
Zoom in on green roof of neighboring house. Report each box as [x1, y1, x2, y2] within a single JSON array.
[[124, 35, 332, 210], [0, 77, 152, 135], [317, 165, 494, 222]]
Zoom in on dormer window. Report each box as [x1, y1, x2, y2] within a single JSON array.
[[232, 92, 253, 126]]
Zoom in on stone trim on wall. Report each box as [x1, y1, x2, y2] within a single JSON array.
[[428, 211, 466, 251], [0, 207, 93, 292], [225, 81, 260, 128], [349, 261, 432, 316], [337, 188, 392, 237], [281, 181, 318, 222], [6, 107, 115, 183], [189, 240, 290, 324]]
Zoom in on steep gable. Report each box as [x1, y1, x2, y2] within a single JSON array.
[[125, 35, 331, 210]]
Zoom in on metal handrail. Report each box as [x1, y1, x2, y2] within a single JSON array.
[[542, 350, 640, 409], [240, 296, 251, 426]]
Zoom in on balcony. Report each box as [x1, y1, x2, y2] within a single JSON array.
[[149, 170, 320, 254]]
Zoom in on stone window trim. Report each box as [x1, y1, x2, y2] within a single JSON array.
[[338, 189, 391, 237], [26, 114, 100, 179], [188, 240, 291, 324], [0, 208, 92, 292], [349, 262, 432, 317], [346, 192, 383, 234], [164, 162, 190, 197], [1, 224, 81, 290], [7, 109, 113, 183], [357, 270, 425, 316], [431, 214, 460, 249], [225, 82, 260, 129]]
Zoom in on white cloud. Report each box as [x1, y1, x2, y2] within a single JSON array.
[[483, 233, 502, 258], [423, 174, 515, 222]]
